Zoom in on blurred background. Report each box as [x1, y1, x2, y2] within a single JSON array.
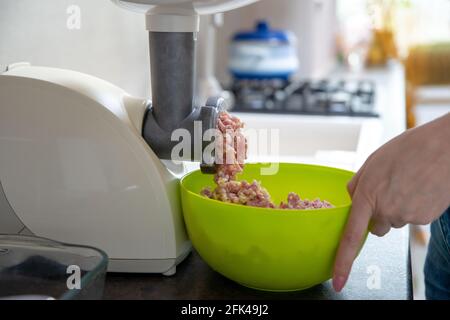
[[3, 0, 449, 123], [1, 0, 450, 299]]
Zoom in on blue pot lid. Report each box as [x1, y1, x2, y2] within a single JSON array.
[[233, 20, 291, 43]]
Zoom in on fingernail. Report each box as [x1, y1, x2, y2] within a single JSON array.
[[333, 275, 347, 292]]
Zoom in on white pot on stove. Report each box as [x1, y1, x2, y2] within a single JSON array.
[[229, 20, 299, 80]]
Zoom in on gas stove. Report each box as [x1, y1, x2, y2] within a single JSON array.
[[230, 79, 379, 118]]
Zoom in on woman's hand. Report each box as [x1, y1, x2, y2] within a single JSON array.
[[333, 113, 450, 292]]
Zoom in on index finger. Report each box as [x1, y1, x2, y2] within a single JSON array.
[[332, 191, 372, 292]]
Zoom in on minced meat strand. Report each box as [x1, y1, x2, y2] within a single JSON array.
[[201, 111, 334, 210]]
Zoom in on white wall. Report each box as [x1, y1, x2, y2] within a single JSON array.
[[0, 0, 150, 98], [0, 0, 338, 98], [215, 0, 337, 84]]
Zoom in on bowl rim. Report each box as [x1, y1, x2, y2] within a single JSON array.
[[180, 162, 354, 215]]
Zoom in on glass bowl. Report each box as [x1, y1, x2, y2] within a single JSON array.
[[0, 234, 108, 300]]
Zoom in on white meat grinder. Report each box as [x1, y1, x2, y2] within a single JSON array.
[[0, 0, 258, 274]]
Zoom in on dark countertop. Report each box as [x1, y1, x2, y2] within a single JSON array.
[[104, 228, 412, 300]]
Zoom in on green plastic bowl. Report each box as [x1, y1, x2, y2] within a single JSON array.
[[180, 163, 355, 292]]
